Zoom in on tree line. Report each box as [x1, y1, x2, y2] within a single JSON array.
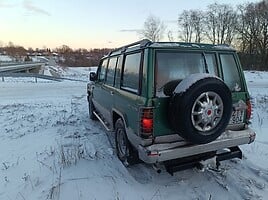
[[53, 45, 111, 67], [0, 42, 111, 67], [141, 0, 268, 70]]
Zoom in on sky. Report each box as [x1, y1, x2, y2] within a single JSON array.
[[0, 0, 261, 49]]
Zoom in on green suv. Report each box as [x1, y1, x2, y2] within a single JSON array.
[[87, 40, 255, 173]]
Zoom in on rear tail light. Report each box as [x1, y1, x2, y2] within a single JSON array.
[[140, 108, 153, 138], [246, 99, 252, 122]]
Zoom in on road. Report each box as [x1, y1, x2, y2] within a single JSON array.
[[0, 62, 45, 73]]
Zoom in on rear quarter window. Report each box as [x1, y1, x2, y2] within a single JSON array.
[[121, 52, 142, 94]]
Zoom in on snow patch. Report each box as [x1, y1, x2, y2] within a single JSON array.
[[173, 73, 220, 94], [0, 70, 268, 199], [0, 55, 14, 62]]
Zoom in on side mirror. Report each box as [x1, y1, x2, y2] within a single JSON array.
[[89, 72, 97, 81]]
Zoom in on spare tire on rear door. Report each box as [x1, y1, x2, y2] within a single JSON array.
[[169, 74, 232, 144]]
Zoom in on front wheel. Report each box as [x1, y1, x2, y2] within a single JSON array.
[[88, 97, 97, 120], [115, 118, 139, 166]]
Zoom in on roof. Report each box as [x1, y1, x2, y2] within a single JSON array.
[[149, 42, 235, 51], [104, 39, 236, 58]]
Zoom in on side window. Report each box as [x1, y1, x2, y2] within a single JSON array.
[[106, 57, 118, 86], [98, 59, 108, 82], [220, 54, 242, 91], [122, 52, 142, 93], [204, 53, 218, 75], [114, 56, 122, 86]]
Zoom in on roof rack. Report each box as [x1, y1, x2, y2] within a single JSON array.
[[108, 39, 152, 56]]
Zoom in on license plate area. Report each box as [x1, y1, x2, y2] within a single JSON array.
[[229, 110, 245, 125]]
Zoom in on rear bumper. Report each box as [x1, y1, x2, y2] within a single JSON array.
[[138, 128, 256, 163]]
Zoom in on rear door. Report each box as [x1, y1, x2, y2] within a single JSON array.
[[113, 51, 144, 136], [153, 50, 219, 136]]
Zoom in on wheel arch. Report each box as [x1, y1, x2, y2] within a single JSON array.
[[112, 109, 142, 150], [112, 109, 128, 130]]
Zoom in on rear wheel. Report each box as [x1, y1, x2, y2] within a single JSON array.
[[115, 118, 139, 166]]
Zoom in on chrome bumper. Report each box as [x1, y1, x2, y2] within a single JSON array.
[[138, 128, 256, 163]]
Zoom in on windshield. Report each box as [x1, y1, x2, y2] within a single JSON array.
[[155, 52, 218, 96]]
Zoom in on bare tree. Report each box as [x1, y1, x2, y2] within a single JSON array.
[[178, 10, 204, 43], [140, 15, 166, 42], [4, 44, 27, 61], [167, 30, 174, 42], [237, 1, 268, 70], [178, 10, 193, 42], [191, 10, 204, 43], [204, 3, 238, 45], [56, 45, 73, 54]]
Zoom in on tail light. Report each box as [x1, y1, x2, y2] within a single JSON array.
[[140, 108, 153, 138], [246, 99, 252, 122]]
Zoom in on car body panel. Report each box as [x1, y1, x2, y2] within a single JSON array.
[[87, 40, 255, 164]]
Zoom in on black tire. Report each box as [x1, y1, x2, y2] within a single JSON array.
[[169, 77, 232, 144], [88, 97, 97, 120], [115, 118, 139, 166]]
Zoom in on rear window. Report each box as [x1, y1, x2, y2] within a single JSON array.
[[156, 52, 217, 96]]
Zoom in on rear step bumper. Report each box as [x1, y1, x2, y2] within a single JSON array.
[[165, 146, 242, 175], [138, 128, 256, 164]]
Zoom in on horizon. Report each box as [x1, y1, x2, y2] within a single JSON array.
[[0, 0, 261, 49]]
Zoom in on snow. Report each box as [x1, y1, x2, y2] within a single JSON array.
[[0, 55, 14, 62], [173, 73, 220, 94], [212, 45, 235, 51], [0, 69, 268, 200]]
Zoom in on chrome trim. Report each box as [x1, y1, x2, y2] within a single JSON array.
[[138, 128, 256, 163]]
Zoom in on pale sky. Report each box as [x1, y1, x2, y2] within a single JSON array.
[[0, 0, 259, 49]]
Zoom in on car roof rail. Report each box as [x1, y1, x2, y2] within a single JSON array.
[[108, 39, 152, 56]]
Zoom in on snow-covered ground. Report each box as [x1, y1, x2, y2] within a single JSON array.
[[41, 65, 93, 81], [0, 55, 14, 62], [0, 69, 268, 200]]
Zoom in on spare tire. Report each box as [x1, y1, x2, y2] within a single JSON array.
[[169, 75, 232, 144]]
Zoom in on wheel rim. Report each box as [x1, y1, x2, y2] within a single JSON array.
[[117, 128, 127, 157], [191, 91, 224, 133]]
